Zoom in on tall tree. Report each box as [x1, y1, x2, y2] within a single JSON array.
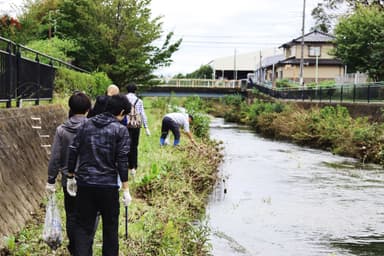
[[57, 0, 181, 85], [311, 0, 384, 33], [332, 5, 384, 81]]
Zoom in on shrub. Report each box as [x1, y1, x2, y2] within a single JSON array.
[[54, 68, 112, 97]]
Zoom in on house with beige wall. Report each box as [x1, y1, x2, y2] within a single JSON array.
[[261, 30, 345, 86]]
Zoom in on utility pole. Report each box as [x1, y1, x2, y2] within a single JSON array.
[[259, 50, 262, 83], [233, 48, 237, 80], [299, 0, 306, 87]]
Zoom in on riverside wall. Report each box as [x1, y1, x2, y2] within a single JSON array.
[[0, 105, 66, 246]]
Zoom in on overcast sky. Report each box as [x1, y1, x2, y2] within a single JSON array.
[[1, 0, 323, 76]]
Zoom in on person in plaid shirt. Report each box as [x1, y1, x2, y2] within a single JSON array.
[[124, 83, 150, 176]]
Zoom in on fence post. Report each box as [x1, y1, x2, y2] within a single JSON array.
[[340, 85, 343, 103], [35, 53, 40, 106], [319, 87, 322, 102], [6, 42, 12, 108], [367, 84, 370, 103], [353, 84, 356, 103]]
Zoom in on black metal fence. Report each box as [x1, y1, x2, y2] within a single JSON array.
[[254, 82, 384, 103], [0, 36, 88, 108]]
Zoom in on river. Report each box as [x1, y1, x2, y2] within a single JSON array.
[[207, 118, 384, 256]]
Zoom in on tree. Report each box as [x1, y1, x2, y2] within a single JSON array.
[[333, 6, 384, 81], [56, 0, 181, 85], [11, 0, 181, 86], [185, 65, 213, 79], [311, 0, 384, 32], [0, 15, 22, 40]]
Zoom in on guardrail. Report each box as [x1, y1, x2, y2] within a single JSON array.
[[159, 79, 245, 88], [254, 82, 384, 103]]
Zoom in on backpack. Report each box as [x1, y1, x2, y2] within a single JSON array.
[[127, 98, 142, 128]]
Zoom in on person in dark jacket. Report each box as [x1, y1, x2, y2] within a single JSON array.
[[67, 94, 132, 256], [87, 84, 120, 118], [45, 91, 91, 255]]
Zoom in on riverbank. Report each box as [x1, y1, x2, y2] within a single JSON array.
[[207, 95, 384, 166], [1, 97, 223, 255]]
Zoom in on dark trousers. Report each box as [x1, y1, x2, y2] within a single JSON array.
[[63, 186, 76, 255], [127, 127, 140, 169], [74, 186, 120, 256], [161, 117, 180, 142]]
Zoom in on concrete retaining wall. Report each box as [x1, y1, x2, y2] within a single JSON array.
[[0, 105, 66, 246]]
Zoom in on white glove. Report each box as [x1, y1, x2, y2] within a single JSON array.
[[66, 177, 77, 197], [145, 127, 151, 136], [130, 168, 136, 177], [45, 183, 56, 194], [122, 189, 132, 207]]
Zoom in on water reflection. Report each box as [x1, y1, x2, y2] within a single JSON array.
[[330, 235, 384, 256], [207, 118, 384, 256]]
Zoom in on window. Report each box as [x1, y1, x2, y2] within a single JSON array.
[[309, 46, 321, 57]]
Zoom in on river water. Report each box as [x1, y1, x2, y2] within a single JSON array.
[[207, 118, 384, 256]]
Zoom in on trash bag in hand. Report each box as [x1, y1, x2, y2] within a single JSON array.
[[42, 194, 62, 250]]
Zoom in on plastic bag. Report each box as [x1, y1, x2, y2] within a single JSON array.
[[42, 194, 63, 250]]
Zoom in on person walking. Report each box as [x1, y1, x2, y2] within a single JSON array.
[[45, 92, 91, 255], [67, 94, 132, 256], [159, 112, 197, 147], [87, 84, 120, 118], [124, 83, 150, 176]]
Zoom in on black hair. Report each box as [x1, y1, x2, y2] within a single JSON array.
[[126, 83, 137, 93], [68, 92, 91, 115], [105, 94, 131, 116], [188, 114, 194, 122]]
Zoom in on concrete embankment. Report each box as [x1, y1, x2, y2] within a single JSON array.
[[0, 105, 66, 246]]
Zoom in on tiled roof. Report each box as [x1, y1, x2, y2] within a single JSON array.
[[280, 30, 335, 48]]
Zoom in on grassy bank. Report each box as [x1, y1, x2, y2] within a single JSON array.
[[211, 94, 384, 165], [1, 97, 222, 256]]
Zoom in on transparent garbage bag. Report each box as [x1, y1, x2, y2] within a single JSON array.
[[42, 194, 63, 250]]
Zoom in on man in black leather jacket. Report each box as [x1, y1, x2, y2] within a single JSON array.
[[67, 94, 132, 256]]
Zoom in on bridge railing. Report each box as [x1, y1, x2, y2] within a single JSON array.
[[254, 82, 384, 103], [160, 79, 244, 88]]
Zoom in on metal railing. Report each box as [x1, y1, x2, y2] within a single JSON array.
[[254, 82, 384, 103], [159, 78, 244, 88], [0, 36, 88, 108]]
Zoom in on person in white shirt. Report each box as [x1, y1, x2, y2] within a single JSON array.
[[160, 112, 197, 146], [125, 83, 150, 176]]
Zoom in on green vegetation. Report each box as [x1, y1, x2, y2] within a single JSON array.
[[174, 65, 214, 79], [23, 37, 80, 64], [1, 96, 222, 256], [306, 80, 336, 88], [311, 0, 384, 33], [8, 0, 181, 86], [275, 79, 299, 89], [54, 68, 112, 98], [333, 5, 384, 81], [220, 95, 384, 165]]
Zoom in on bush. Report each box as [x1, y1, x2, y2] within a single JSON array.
[[24, 38, 79, 65], [220, 94, 243, 106], [275, 79, 299, 88], [54, 68, 112, 97]]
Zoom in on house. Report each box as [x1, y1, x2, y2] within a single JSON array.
[[262, 30, 345, 86]]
